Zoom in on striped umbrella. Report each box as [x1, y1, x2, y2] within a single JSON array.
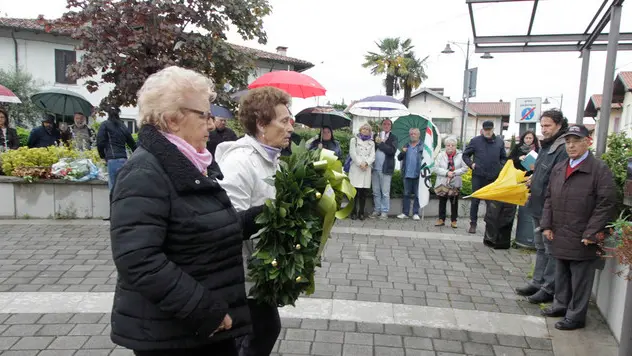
[[0, 84, 21, 104], [349, 95, 409, 118]]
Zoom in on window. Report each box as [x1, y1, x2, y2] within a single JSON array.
[[614, 117, 621, 133], [433, 118, 453, 135], [123, 119, 138, 134], [55, 49, 77, 84]]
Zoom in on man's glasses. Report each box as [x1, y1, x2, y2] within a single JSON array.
[[182, 108, 214, 121]]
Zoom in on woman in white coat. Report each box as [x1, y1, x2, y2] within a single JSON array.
[[348, 123, 375, 220], [433, 136, 469, 228]]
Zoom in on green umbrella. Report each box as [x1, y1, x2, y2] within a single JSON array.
[[31, 88, 94, 119], [392, 114, 441, 153]]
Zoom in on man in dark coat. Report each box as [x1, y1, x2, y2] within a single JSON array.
[[27, 114, 60, 148], [539, 124, 616, 330], [206, 117, 238, 156], [462, 120, 507, 233], [370, 118, 398, 219], [515, 109, 569, 304]]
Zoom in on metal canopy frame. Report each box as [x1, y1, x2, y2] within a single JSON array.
[[467, 0, 628, 149], [468, 1, 630, 355]]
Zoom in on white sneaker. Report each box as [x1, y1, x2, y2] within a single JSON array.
[[379, 213, 388, 220], [412, 214, 421, 221], [397, 213, 409, 219], [369, 212, 379, 219]]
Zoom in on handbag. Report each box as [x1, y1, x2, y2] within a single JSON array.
[[435, 177, 460, 197], [343, 137, 359, 173]]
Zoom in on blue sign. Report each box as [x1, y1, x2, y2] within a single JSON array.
[[521, 107, 536, 121]]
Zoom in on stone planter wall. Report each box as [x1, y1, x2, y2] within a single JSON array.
[[592, 258, 630, 342], [0, 176, 109, 219]]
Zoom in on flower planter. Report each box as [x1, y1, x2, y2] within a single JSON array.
[[0, 176, 109, 219]]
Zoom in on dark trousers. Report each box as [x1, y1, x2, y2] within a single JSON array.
[[552, 258, 598, 323], [238, 299, 281, 356], [438, 195, 459, 222], [353, 188, 369, 216], [134, 339, 238, 356], [469, 175, 493, 224]]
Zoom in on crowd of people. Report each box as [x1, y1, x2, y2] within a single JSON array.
[[0, 65, 620, 353]]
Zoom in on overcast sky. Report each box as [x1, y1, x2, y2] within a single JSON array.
[[2, 0, 632, 134]]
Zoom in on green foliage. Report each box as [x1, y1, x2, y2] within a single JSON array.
[[43, 0, 271, 108], [510, 135, 517, 152], [1, 146, 102, 176], [602, 132, 632, 216], [363, 37, 414, 96], [248, 143, 328, 307], [226, 119, 245, 138], [0, 68, 44, 127], [16, 127, 30, 148]]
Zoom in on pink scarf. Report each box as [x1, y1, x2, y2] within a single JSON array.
[[162, 132, 213, 176]]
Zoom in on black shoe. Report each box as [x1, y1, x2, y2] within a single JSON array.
[[555, 318, 585, 331], [468, 223, 477, 234], [103, 217, 110, 221], [359, 214, 365, 221], [350, 213, 357, 220], [515, 285, 539, 297], [541, 307, 567, 318], [527, 290, 554, 304]]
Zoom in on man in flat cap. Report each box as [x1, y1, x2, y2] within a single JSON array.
[[462, 120, 507, 233], [539, 124, 616, 330]]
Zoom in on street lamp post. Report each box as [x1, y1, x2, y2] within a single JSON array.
[[543, 94, 564, 110], [442, 40, 493, 147]]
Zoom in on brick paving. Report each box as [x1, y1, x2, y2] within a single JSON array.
[[0, 219, 618, 355]]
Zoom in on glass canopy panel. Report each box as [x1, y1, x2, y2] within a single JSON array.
[[471, 1, 535, 36]]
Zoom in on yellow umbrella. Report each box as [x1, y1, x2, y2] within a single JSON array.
[[464, 161, 530, 206]]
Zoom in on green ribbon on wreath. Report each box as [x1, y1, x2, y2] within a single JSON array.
[[312, 148, 356, 257]]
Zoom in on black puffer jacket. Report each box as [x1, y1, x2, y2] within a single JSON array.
[[109, 125, 256, 351]]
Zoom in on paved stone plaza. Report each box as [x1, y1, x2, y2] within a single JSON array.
[[0, 218, 620, 355]]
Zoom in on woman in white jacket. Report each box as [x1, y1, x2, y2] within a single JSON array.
[[348, 123, 375, 220], [433, 136, 469, 228], [215, 87, 294, 356]]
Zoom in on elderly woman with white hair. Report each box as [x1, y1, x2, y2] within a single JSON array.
[[348, 123, 375, 220], [433, 136, 469, 228], [109, 66, 261, 356]]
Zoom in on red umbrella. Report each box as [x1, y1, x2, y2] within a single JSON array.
[[0, 84, 21, 104], [248, 70, 326, 99]]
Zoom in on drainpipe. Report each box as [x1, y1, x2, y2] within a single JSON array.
[[11, 30, 19, 70]]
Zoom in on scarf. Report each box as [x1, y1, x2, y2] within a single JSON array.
[[259, 141, 282, 161], [359, 133, 372, 141], [162, 132, 213, 176], [447, 151, 456, 172]]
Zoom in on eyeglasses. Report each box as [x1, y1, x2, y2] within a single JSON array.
[[182, 108, 214, 121]]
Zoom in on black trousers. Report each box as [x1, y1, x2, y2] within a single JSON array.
[[438, 195, 459, 222], [552, 258, 598, 323], [238, 299, 281, 356], [469, 175, 493, 224], [134, 339, 238, 356], [353, 188, 369, 216]]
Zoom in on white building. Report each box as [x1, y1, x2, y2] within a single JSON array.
[[407, 87, 510, 141], [0, 17, 313, 132]]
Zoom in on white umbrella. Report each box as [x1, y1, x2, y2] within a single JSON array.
[[349, 95, 409, 118]]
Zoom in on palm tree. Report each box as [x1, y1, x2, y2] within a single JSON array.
[[399, 52, 429, 107], [362, 37, 413, 96]]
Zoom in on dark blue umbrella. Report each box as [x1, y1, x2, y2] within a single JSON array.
[[210, 104, 233, 119]]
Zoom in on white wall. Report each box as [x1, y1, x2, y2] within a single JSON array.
[[407, 93, 467, 139], [620, 92, 632, 139], [592, 260, 630, 342], [591, 106, 625, 148]]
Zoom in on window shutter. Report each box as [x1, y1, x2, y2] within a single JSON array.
[[54, 49, 65, 83]]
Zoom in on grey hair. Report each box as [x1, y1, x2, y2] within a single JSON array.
[[444, 136, 458, 146], [409, 127, 420, 134]]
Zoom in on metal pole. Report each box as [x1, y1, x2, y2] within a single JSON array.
[[559, 93, 563, 111], [576, 49, 591, 125], [459, 40, 470, 147], [596, 4, 622, 157]]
